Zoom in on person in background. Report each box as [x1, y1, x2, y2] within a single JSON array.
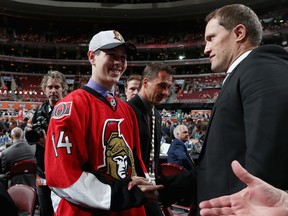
[[185, 117, 194, 138], [3, 118, 9, 129], [7, 119, 17, 138], [169, 121, 177, 140], [0, 117, 8, 136], [45, 30, 163, 216], [125, 74, 141, 101], [27, 70, 68, 216], [198, 120, 208, 145], [156, 4, 288, 213], [190, 122, 201, 140], [19, 116, 29, 131], [167, 124, 195, 172], [199, 160, 288, 216], [161, 120, 172, 143], [128, 62, 175, 215], [0, 127, 35, 188]]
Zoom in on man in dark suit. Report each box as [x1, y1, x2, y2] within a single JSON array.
[[128, 62, 175, 215], [157, 4, 288, 213], [167, 124, 195, 172], [0, 127, 36, 188]]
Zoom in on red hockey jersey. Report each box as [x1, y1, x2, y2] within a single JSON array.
[[45, 87, 148, 216]]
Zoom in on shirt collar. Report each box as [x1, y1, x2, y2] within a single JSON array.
[[227, 50, 252, 73], [222, 50, 252, 84], [138, 94, 153, 114], [86, 78, 114, 97]]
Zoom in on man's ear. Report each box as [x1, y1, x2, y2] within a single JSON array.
[[234, 24, 247, 42], [87, 51, 96, 63], [142, 77, 149, 88]]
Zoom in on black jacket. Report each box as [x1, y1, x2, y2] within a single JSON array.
[[157, 45, 288, 211], [31, 101, 52, 179], [127, 95, 162, 178]]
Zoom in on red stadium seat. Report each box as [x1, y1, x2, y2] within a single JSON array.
[[7, 184, 37, 216], [159, 163, 195, 216]]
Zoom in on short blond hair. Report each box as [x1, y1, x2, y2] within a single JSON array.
[[11, 127, 24, 139]]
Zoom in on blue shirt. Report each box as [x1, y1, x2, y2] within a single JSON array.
[[86, 78, 114, 97]]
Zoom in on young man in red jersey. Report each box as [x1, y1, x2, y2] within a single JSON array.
[[45, 30, 163, 216]]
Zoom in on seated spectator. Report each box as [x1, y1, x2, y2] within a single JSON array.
[[185, 117, 194, 137], [191, 121, 208, 154], [0, 127, 36, 189], [190, 122, 201, 140], [199, 121, 208, 142], [7, 120, 17, 139], [167, 124, 195, 172], [0, 118, 8, 136], [19, 117, 29, 131], [161, 120, 172, 143], [170, 121, 177, 140]]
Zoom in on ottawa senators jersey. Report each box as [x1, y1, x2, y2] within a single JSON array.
[[45, 86, 148, 216]]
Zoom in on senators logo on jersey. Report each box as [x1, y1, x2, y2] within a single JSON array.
[[52, 101, 72, 119], [101, 119, 136, 180]]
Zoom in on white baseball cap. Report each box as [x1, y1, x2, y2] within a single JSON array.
[[89, 30, 136, 55]]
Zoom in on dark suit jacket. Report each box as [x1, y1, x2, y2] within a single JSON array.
[[127, 94, 162, 178], [157, 45, 288, 209], [1, 139, 36, 188], [167, 138, 194, 172]]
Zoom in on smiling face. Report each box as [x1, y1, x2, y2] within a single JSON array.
[[204, 18, 236, 73], [88, 45, 127, 91], [141, 70, 173, 105]]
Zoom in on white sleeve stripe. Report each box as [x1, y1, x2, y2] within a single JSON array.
[[51, 172, 111, 210]]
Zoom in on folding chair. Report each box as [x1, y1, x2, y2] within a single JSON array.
[[159, 163, 195, 216], [6, 159, 37, 188], [7, 184, 37, 216]]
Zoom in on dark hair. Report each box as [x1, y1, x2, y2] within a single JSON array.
[[205, 4, 262, 46], [199, 121, 208, 132], [142, 62, 175, 81], [125, 74, 142, 88], [166, 120, 171, 126]]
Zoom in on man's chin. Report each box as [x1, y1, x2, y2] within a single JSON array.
[[49, 97, 59, 103], [111, 74, 122, 80], [110, 70, 124, 78]]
